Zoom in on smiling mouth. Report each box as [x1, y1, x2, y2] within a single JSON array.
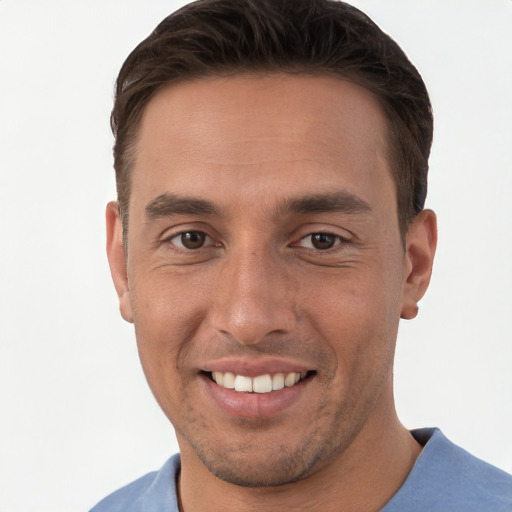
[[205, 371, 315, 393]]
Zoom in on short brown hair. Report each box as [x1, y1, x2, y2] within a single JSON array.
[[112, 0, 433, 241]]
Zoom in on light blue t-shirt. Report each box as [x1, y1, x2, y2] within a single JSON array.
[[90, 428, 512, 511]]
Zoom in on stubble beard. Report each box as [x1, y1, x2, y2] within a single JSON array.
[[175, 387, 377, 488]]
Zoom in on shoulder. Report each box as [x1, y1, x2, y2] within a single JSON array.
[[383, 428, 512, 512], [89, 454, 181, 512]]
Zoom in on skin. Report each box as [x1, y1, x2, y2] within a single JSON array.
[[107, 74, 437, 511]]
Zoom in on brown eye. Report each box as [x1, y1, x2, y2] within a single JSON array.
[[179, 231, 206, 249], [310, 233, 336, 250]]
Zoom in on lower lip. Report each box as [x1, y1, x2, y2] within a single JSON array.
[[200, 374, 311, 418]]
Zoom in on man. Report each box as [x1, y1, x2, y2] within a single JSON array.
[[92, 0, 512, 510]]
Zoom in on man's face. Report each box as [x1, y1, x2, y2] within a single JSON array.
[[109, 74, 425, 486]]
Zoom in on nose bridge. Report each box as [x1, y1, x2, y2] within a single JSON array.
[[210, 240, 295, 344]]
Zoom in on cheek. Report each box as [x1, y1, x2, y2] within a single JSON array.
[[302, 260, 403, 369], [129, 271, 212, 387], [131, 267, 212, 334], [304, 261, 402, 325], [307, 281, 400, 425]]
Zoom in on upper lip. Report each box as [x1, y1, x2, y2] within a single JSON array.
[[201, 357, 312, 377]]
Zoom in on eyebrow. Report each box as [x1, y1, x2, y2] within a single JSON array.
[[144, 190, 371, 221], [275, 191, 372, 217], [145, 193, 219, 220]]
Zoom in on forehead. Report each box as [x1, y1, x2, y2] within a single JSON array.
[[131, 73, 394, 216]]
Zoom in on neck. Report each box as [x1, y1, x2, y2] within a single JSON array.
[[177, 396, 421, 512]]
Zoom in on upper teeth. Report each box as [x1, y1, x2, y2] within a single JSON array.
[[212, 371, 306, 393]]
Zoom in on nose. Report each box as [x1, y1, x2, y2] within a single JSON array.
[[209, 246, 296, 345]]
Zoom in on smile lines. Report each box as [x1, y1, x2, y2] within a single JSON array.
[[210, 371, 310, 393]]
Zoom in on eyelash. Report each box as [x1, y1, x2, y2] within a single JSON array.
[[161, 229, 350, 253], [295, 233, 348, 251], [163, 230, 218, 251]]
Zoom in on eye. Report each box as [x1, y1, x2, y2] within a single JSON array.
[[298, 233, 341, 250], [171, 231, 210, 250]]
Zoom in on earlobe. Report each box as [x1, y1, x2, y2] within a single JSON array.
[[106, 201, 134, 323], [401, 209, 437, 320]]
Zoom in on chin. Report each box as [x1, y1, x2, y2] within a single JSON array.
[[184, 425, 349, 488], [200, 449, 317, 488]]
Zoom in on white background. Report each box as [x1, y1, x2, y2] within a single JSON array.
[[0, 1, 511, 511]]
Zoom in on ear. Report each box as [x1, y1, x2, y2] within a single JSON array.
[[106, 201, 133, 323], [401, 209, 437, 320]]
